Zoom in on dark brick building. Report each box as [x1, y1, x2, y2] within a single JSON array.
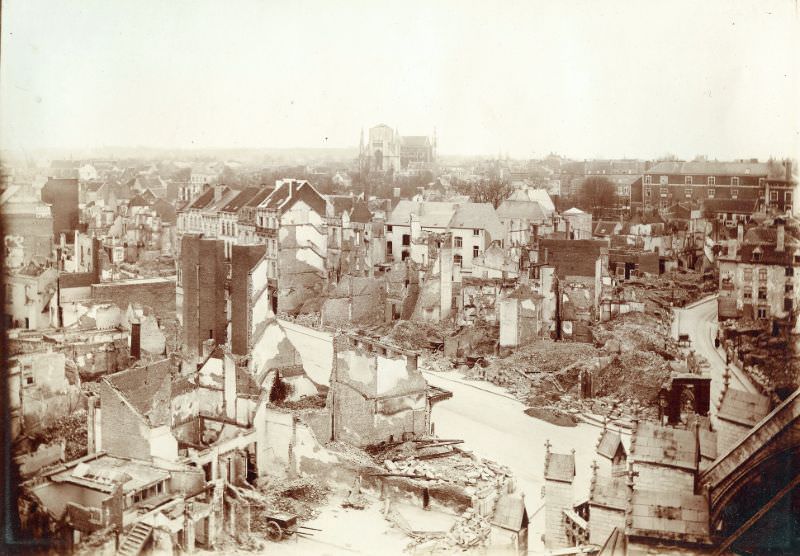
[[41, 178, 80, 242], [180, 234, 227, 357]]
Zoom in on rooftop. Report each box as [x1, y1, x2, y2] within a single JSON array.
[[627, 488, 710, 544], [104, 360, 174, 427], [590, 475, 627, 511], [718, 388, 771, 427], [544, 450, 575, 483], [646, 160, 770, 176], [630, 421, 697, 472], [596, 429, 626, 460]]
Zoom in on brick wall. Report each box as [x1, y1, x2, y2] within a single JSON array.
[[98, 380, 151, 459], [544, 479, 573, 549], [181, 235, 226, 357], [91, 278, 176, 320]]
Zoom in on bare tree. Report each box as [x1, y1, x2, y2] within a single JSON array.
[[578, 176, 616, 215], [467, 178, 511, 208]]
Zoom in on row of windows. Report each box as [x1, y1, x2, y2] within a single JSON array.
[[644, 175, 743, 186]]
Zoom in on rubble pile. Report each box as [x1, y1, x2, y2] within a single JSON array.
[[257, 475, 330, 520], [592, 311, 676, 358], [594, 351, 672, 403], [28, 411, 88, 460], [382, 320, 453, 351], [382, 452, 510, 489], [439, 508, 492, 550]]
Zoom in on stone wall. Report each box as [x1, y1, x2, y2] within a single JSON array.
[[589, 504, 626, 546], [632, 462, 694, 493], [544, 479, 573, 549], [98, 380, 152, 460]]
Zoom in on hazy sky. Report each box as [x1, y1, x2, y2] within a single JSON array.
[[1, 0, 798, 159]]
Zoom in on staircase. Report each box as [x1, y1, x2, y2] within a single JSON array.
[[117, 522, 152, 556]]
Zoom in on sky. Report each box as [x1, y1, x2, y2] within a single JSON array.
[[1, 0, 798, 160]]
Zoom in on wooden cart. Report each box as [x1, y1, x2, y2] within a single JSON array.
[[263, 511, 318, 542]]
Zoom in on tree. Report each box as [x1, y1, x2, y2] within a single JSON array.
[[578, 176, 616, 215], [468, 178, 511, 208]]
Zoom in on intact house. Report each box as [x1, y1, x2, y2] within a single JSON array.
[[384, 200, 504, 272], [718, 218, 800, 322]]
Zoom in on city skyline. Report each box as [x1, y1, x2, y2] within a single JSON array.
[[1, 0, 798, 160]]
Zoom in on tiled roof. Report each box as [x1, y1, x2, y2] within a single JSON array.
[[387, 200, 457, 228], [544, 451, 575, 483], [205, 188, 238, 212], [630, 421, 697, 471], [596, 429, 626, 460], [590, 475, 627, 510], [718, 388, 770, 426], [646, 160, 770, 176], [327, 195, 355, 216], [627, 489, 710, 543], [737, 243, 796, 266]]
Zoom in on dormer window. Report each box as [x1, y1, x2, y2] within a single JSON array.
[[752, 248, 762, 262]]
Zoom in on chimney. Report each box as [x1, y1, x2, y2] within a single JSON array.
[[543, 247, 549, 265], [776, 219, 785, 252], [92, 237, 101, 283], [224, 353, 237, 421], [202, 338, 215, 360], [130, 320, 141, 360], [737, 222, 744, 245], [87, 395, 99, 453], [786, 159, 793, 182]]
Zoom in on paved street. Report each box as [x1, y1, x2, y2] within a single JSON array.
[[424, 369, 629, 553], [675, 297, 758, 413]]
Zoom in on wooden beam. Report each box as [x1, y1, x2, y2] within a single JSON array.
[[712, 472, 800, 556]]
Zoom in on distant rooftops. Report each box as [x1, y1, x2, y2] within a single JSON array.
[[646, 160, 770, 176]]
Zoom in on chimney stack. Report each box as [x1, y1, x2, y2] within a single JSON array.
[[786, 159, 793, 182], [737, 222, 744, 245], [776, 219, 785, 252], [130, 320, 141, 360]]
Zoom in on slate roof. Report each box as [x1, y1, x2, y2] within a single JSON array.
[[327, 195, 355, 217], [128, 194, 150, 207], [188, 187, 215, 210], [349, 200, 373, 224], [646, 160, 770, 176], [594, 221, 621, 237], [104, 360, 174, 427], [718, 388, 771, 426], [699, 428, 717, 461], [627, 489, 710, 543], [544, 451, 575, 483], [630, 421, 697, 471], [596, 429, 626, 460], [490, 493, 528, 531], [221, 187, 261, 213], [506, 188, 556, 214], [386, 200, 504, 241], [703, 198, 759, 214], [563, 207, 586, 216], [205, 188, 237, 212], [496, 199, 547, 222], [590, 475, 627, 511], [738, 243, 796, 266], [244, 186, 275, 208]]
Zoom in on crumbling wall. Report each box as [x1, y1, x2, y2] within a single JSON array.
[[98, 380, 156, 460], [250, 320, 302, 377], [278, 319, 334, 386]]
